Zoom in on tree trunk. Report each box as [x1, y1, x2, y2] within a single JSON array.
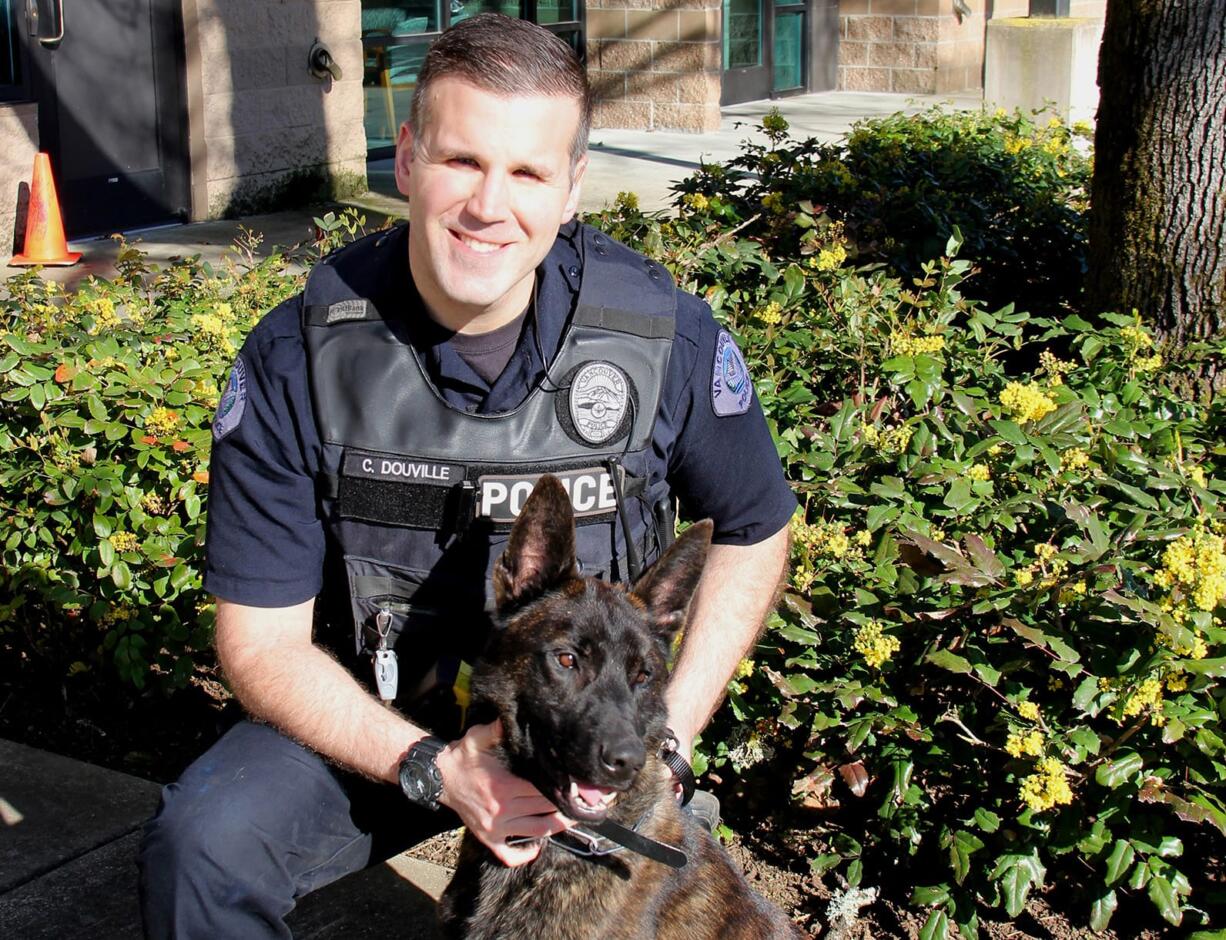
[[1087, 0, 1226, 349]]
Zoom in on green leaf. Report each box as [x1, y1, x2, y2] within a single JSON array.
[[926, 650, 972, 675], [990, 419, 1028, 446], [1104, 839, 1134, 885], [973, 808, 1000, 833], [846, 857, 863, 887], [911, 884, 951, 907], [1089, 889, 1117, 932], [111, 561, 132, 591], [950, 829, 984, 884], [1147, 875, 1182, 926], [919, 909, 950, 940], [1095, 753, 1143, 789]]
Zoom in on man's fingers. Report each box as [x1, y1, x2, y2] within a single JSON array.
[[489, 839, 542, 867], [505, 811, 573, 841]]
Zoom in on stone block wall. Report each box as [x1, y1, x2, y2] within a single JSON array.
[[587, 0, 722, 133], [838, 0, 983, 94], [186, 0, 368, 219], [0, 103, 38, 253]]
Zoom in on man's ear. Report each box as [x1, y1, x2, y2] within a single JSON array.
[[493, 475, 578, 611], [561, 153, 588, 224], [393, 121, 415, 198], [631, 520, 713, 642]]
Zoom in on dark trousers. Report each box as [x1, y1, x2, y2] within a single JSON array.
[[138, 721, 457, 939]]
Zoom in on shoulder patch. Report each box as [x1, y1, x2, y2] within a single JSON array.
[[212, 356, 248, 441], [711, 330, 752, 416]]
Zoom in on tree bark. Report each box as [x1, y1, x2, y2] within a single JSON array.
[[1087, 0, 1226, 348]]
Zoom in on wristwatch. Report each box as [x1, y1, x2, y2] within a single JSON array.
[[398, 736, 447, 810]]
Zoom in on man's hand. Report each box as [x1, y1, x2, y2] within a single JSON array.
[[437, 720, 573, 866]]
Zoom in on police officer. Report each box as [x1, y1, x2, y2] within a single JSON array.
[[139, 14, 795, 938]]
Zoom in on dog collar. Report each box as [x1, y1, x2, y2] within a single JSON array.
[[549, 813, 687, 869]]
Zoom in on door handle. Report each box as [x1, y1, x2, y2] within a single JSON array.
[[29, 0, 65, 46]]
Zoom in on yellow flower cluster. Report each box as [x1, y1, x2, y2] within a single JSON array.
[[1006, 728, 1045, 759], [140, 492, 166, 515], [145, 407, 180, 436], [1153, 526, 1226, 612], [790, 516, 871, 591], [191, 312, 235, 354], [734, 658, 755, 680], [1134, 354, 1163, 373], [860, 422, 913, 457], [85, 297, 120, 334], [109, 531, 139, 553], [1016, 701, 1040, 722], [853, 620, 901, 669], [967, 463, 992, 483], [682, 192, 709, 212], [811, 243, 848, 272], [614, 191, 640, 212], [1165, 671, 1188, 693], [213, 301, 236, 323], [1121, 677, 1165, 727], [1019, 757, 1074, 813], [761, 191, 786, 214], [890, 332, 946, 357], [1000, 381, 1057, 424], [1014, 542, 1068, 590], [755, 301, 783, 325], [1060, 448, 1091, 473], [1038, 350, 1076, 379], [1120, 324, 1154, 350], [98, 604, 137, 626]]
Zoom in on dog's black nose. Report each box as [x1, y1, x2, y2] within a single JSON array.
[[599, 738, 645, 783]]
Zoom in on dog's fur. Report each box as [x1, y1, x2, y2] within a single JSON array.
[[438, 475, 804, 940]]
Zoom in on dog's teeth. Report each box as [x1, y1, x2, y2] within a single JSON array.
[[569, 781, 580, 799]]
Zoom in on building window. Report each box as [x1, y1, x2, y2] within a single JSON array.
[[362, 1, 583, 154], [1, 0, 26, 100]]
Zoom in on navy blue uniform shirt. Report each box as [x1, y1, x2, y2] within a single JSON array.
[[204, 224, 796, 607]]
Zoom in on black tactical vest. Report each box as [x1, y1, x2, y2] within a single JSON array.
[[300, 224, 677, 704]]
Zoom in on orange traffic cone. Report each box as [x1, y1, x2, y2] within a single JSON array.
[[9, 153, 81, 267]]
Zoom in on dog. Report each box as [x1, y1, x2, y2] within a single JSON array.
[[437, 475, 805, 940]]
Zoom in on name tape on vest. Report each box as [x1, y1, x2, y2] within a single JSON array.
[[343, 451, 466, 487], [477, 469, 617, 524]]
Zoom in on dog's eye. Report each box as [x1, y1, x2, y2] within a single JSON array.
[[557, 652, 577, 669], [633, 669, 650, 686]]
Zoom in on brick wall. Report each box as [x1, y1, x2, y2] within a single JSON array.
[[187, 0, 368, 219], [587, 0, 722, 133], [0, 103, 38, 253], [838, 0, 988, 94]]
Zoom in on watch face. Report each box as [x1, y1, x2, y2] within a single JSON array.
[[399, 744, 443, 807]]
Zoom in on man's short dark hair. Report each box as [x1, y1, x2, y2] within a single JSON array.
[[410, 14, 592, 169]]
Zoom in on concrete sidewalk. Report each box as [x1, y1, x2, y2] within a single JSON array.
[[0, 738, 453, 938], [4, 90, 977, 290]]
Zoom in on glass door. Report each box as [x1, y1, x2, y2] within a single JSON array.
[[772, 1, 804, 94], [362, 0, 585, 156], [721, 0, 770, 104]]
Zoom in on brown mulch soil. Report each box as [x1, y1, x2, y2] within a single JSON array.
[[0, 669, 1182, 938]]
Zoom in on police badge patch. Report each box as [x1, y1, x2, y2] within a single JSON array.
[[212, 356, 248, 441], [711, 330, 752, 416], [567, 361, 631, 445]]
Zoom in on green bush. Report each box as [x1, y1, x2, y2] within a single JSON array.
[[0, 232, 304, 690], [592, 127, 1225, 933], [670, 106, 1092, 317]]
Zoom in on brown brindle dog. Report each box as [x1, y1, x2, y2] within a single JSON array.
[[438, 475, 804, 940]]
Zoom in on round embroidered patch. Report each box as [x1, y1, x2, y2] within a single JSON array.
[[711, 330, 752, 416], [212, 356, 248, 441], [568, 361, 630, 445]]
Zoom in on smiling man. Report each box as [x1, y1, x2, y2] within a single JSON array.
[[138, 14, 795, 938]]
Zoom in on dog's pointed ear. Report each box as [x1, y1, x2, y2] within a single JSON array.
[[493, 475, 578, 611], [631, 520, 713, 641]]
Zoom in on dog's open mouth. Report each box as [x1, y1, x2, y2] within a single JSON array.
[[555, 778, 621, 822]]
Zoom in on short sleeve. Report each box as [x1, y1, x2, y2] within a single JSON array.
[[663, 295, 797, 545], [203, 300, 326, 606]]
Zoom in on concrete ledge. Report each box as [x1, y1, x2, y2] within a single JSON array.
[[985, 17, 1104, 123]]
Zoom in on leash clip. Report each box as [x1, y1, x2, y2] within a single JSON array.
[[660, 727, 696, 807]]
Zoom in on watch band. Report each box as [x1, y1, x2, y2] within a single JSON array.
[[399, 735, 447, 811]]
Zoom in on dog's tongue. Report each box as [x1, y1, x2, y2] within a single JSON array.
[[575, 781, 616, 806]]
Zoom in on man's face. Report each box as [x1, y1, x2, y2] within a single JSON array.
[[394, 78, 587, 331]]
